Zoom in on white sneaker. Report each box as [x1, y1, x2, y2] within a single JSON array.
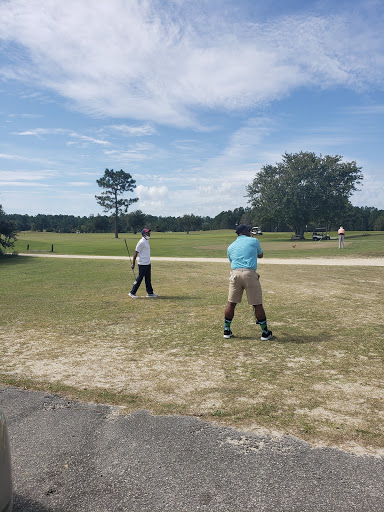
[[129, 292, 138, 299], [146, 293, 158, 298]]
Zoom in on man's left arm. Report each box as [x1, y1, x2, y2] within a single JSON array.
[[255, 239, 263, 258]]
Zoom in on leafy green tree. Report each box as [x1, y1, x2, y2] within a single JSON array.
[[180, 214, 203, 233], [96, 169, 138, 238], [124, 210, 146, 234], [373, 213, 384, 231], [246, 152, 363, 238], [0, 205, 17, 254], [211, 209, 245, 230]]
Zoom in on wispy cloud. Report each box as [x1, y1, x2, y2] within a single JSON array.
[[12, 128, 68, 136], [70, 133, 110, 145], [12, 127, 110, 145], [341, 105, 384, 115], [0, 181, 51, 188], [104, 142, 159, 162], [0, 170, 58, 181], [110, 124, 156, 136], [66, 181, 92, 187], [1, 1, 383, 127], [8, 113, 43, 119], [0, 152, 51, 164]]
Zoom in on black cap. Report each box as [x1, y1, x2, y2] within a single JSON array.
[[235, 224, 252, 235]]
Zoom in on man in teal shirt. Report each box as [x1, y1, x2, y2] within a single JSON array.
[[224, 224, 272, 341]]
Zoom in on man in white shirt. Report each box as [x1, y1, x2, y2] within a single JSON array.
[[129, 229, 158, 298]]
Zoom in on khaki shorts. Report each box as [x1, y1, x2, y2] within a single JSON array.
[[228, 268, 263, 305]]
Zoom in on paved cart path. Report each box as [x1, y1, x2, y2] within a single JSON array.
[[1, 386, 384, 512], [15, 253, 384, 266]]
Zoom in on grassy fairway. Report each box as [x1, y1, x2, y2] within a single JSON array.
[[12, 229, 384, 258], [1, 253, 383, 453]]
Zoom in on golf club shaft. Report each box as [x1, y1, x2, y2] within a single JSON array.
[[124, 239, 136, 279]]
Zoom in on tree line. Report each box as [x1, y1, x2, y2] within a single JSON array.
[[3, 203, 384, 236], [3, 207, 249, 234]]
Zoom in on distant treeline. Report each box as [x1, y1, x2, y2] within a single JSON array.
[[5, 205, 384, 234]]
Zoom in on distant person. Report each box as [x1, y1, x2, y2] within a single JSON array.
[[129, 229, 158, 299], [224, 224, 272, 341], [338, 226, 345, 249]]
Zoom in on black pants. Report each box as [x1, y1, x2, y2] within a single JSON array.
[[130, 264, 153, 295]]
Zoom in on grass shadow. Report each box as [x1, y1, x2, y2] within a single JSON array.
[[0, 254, 39, 266], [152, 295, 198, 300], [231, 334, 328, 344], [272, 334, 329, 344]]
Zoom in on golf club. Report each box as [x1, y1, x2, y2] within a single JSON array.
[[124, 239, 136, 279]]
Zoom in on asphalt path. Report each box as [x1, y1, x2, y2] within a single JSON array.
[[1, 386, 384, 511]]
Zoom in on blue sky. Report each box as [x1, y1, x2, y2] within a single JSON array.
[[1, 0, 384, 218]]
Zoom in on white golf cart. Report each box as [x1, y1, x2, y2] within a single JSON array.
[[312, 227, 330, 241], [252, 226, 263, 235]]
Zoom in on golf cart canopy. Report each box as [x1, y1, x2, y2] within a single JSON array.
[[312, 228, 330, 241]]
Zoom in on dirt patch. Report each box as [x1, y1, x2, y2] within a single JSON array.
[[17, 252, 384, 266], [1, 328, 226, 410]]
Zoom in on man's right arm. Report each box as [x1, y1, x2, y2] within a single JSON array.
[[256, 239, 263, 258], [131, 250, 139, 267]]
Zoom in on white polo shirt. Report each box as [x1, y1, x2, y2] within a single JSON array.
[[135, 237, 151, 265]]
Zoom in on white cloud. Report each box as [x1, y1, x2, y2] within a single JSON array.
[[8, 113, 43, 119], [12, 128, 68, 136], [342, 105, 384, 115], [1, 1, 383, 127], [0, 181, 51, 188], [0, 152, 48, 163], [66, 182, 92, 187], [0, 169, 58, 182], [104, 150, 150, 162], [12, 128, 110, 145], [136, 184, 168, 200], [351, 170, 384, 209], [70, 133, 110, 145], [132, 185, 169, 215], [110, 124, 156, 136], [0, 153, 23, 160]]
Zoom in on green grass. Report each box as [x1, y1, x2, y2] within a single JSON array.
[[11, 229, 384, 258], [1, 254, 383, 453]]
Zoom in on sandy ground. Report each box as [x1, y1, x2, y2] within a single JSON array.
[[16, 253, 384, 266]]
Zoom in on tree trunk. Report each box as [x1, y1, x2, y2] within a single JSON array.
[[294, 227, 305, 239], [114, 206, 118, 238]]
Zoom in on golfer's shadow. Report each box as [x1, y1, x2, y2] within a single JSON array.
[[153, 295, 197, 300]]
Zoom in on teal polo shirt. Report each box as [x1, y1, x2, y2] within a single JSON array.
[[227, 235, 263, 270]]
